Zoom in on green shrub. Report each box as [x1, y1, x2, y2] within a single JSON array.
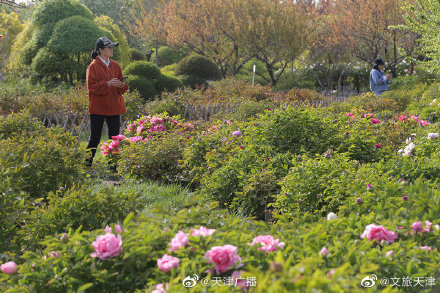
[[123, 90, 145, 121], [129, 48, 146, 61], [177, 74, 208, 89], [145, 100, 185, 117], [17, 183, 145, 250], [125, 75, 156, 100], [151, 46, 183, 67], [0, 110, 45, 139], [275, 152, 389, 217], [211, 100, 276, 122], [118, 132, 188, 183], [123, 61, 161, 80], [161, 63, 177, 76], [0, 127, 86, 198], [0, 179, 32, 253], [175, 53, 222, 81], [155, 74, 183, 93]]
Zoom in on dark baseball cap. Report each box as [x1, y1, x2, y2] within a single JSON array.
[[95, 37, 118, 50], [373, 58, 385, 66]]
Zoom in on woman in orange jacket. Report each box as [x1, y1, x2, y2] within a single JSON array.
[[85, 37, 128, 167]]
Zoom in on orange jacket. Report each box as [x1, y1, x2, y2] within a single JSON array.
[[86, 57, 128, 116]]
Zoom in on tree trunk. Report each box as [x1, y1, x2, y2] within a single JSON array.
[[155, 41, 159, 66]]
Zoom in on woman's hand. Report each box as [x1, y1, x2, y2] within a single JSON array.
[[107, 78, 124, 88]]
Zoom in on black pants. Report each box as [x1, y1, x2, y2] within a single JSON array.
[[86, 114, 120, 166]]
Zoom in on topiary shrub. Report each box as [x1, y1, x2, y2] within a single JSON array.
[[124, 75, 156, 100], [129, 48, 146, 61], [124, 61, 161, 80], [175, 53, 222, 81], [177, 74, 208, 89], [155, 74, 182, 93], [151, 46, 183, 67]]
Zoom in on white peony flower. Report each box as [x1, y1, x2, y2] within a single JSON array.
[[428, 133, 439, 140], [327, 212, 338, 221], [405, 137, 412, 144]]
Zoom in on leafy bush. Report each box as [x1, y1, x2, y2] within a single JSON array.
[[17, 183, 145, 250], [161, 63, 178, 76], [0, 179, 32, 253], [156, 74, 183, 93], [0, 127, 86, 198], [175, 53, 222, 81], [145, 100, 185, 117], [0, 110, 45, 139], [123, 61, 161, 80], [177, 74, 208, 89], [211, 100, 276, 122], [151, 46, 183, 67], [129, 48, 146, 61], [125, 75, 156, 100]]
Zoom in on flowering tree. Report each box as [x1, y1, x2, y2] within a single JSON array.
[[325, 0, 418, 76]]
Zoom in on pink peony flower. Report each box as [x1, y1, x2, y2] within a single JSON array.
[[411, 221, 423, 233], [385, 250, 394, 257], [168, 231, 189, 252], [115, 224, 122, 234], [49, 251, 60, 258], [1, 261, 18, 274], [371, 118, 381, 124], [361, 224, 398, 244], [191, 226, 216, 237], [152, 283, 169, 293], [111, 135, 125, 141], [157, 254, 179, 273], [346, 112, 354, 117], [109, 140, 119, 149], [205, 245, 242, 274], [320, 247, 329, 257], [399, 115, 407, 121], [150, 117, 164, 125], [420, 246, 433, 252], [128, 136, 143, 143], [374, 144, 382, 149], [249, 235, 285, 252], [136, 125, 145, 135], [104, 226, 112, 233], [90, 233, 122, 260]]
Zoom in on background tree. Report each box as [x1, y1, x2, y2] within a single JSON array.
[[0, 11, 23, 78], [326, 0, 418, 76], [401, 0, 440, 75]]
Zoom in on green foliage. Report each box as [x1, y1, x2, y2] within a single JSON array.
[[177, 74, 208, 89], [211, 100, 276, 122], [118, 132, 188, 183], [145, 100, 185, 117], [155, 74, 183, 93], [47, 16, 103, 54], [0, 110, 45, 139], [161, 63, 177, 76], [151, 46, 184, 67], [0, 179, 31, 253], [175, 53, 223, 81], [0, 127, 86, 198], [18, 183, 145, 250], [31, 47, 71, 78], [124, 75, 156, 100], [32, 0, 93, 26], [123, 61, 161, 80], [129, 48, 146, 61]]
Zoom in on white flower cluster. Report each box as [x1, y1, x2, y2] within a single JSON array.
[[428, 133, 439, 140]]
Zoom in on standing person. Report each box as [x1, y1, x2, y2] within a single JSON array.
[[370, 58, 392, 95], [85, 37, 128, 167]]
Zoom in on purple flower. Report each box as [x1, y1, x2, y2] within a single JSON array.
[[356, 197, 363, 204], [402, 196, 408, 200], [232, 130, 241, 136]]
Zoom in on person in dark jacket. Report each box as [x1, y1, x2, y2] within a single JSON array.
[[370, 58, 392, 95], [85, 37, 128, 167]]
